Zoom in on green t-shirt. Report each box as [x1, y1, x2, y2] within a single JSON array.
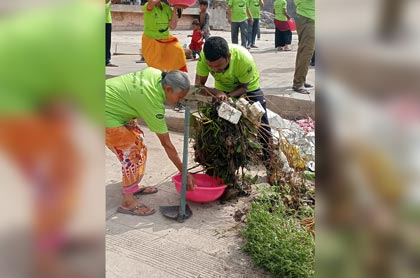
[[274, 0, 287, 21], [0, 2, 103, 122], [294, 0, 315, 21], [228, 0, 249, 22], [196, 44, 260, 93], [248, 0, 261, 19], [142, 3, 172, 39], [105, 1, 112, 24], [105, 67, 168, 133]]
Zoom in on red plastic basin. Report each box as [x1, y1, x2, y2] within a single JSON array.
[[167, 0, 197, 8], [172, 173, 227, 203]]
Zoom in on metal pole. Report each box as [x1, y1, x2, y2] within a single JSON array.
[[178, 105, 190, 222]]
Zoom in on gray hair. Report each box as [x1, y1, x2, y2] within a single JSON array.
[[161, 70, 191, 93]]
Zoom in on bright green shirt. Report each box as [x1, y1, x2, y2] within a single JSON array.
[[142, 3, 172, 39], [248, 0, 261, 19], [228, 0, 249, 22], [105, 1, 112, 24], [274, 0, 287, 21], [294, 0, 315, 21], [0, 2, 103, 121], [196, 44, 260, 93], [105, 68, 168, 133]]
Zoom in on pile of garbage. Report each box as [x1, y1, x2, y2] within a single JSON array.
[[259, 11, 275, 29], [191, 98, 315, 190], [217, 98, 316, 174], [267, 109, 315, 173]]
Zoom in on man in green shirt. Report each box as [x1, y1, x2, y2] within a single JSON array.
[[247, 0, 264, 48], [195, 36, 274, 179], [227, 0, 253, 48], [292, 0, 315, 94], [106, 68, 195, 216], [105, 0, 118, 67]]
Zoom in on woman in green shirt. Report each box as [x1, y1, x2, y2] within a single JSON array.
[[273, 0, 292, 51], [106, 68, 195, 216]]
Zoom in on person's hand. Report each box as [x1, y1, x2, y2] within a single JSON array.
[[248, 18, 254, 25], [186, 173, 196, 191], [214, 90, 228, 102], [227, 17, 232, 24]]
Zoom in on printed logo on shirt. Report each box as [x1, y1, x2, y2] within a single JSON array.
[[156, 114, 164, 119]]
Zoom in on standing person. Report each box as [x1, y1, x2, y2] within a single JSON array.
[[199, 0, 211, 41], [142, 0, 187, 73], [247, 0, 263, 48], [273, 0, 292, 51], [106, 0, 118, 67], [194, 36, 274, 180], [142, 0, 188, 112], [292, 0, 315, 94], [226, 0, 253, 48], [106, 68, 195, 216], [188, 20, 204, 60]]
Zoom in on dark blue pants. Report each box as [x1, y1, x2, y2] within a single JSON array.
[[106, 23, 112, 65]]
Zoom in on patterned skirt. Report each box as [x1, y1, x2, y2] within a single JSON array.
[[105, 121, 147, 194]]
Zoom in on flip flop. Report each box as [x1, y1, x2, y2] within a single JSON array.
[[293, 87, 311, 94], [134, 186, 158, 196], [117, 204, 156, 216]]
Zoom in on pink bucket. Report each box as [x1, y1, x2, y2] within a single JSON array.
[[167, 0, 197, 8], [288, 19, 296, 31], [172, 173, 227, 203]]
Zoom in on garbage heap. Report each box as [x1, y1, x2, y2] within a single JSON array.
[[191, 99, 315, 189]]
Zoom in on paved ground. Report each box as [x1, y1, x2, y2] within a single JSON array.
[[106, 29, 315, 277]]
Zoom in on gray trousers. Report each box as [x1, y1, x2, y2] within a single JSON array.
[[293, 15, 315, 88], [231, 20, 248, 48]]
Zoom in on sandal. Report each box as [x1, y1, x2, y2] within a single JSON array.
[[134, 186, 158, 196], [117, 204, 156, 216], [292, 87, 311, 94]]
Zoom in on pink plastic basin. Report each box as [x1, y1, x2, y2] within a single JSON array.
[[167, 0, 197, 8], [172, 173, 227, 203]]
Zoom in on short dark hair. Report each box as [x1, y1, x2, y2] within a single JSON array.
[[203, 37, 229, 62], [199, 0, 208, 6], [192, 19, 200, 26]]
